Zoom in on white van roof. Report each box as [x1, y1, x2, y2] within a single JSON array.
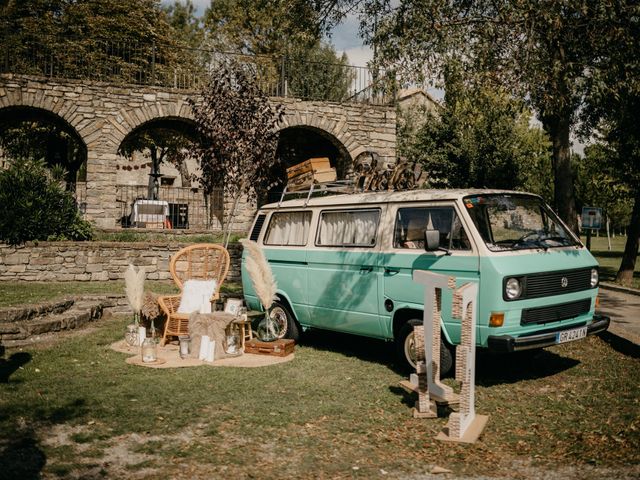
[[260, 188, 533, 210]]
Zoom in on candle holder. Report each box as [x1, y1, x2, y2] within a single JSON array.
[[179, 335, 191, 359], [141, 336, 158, 363]]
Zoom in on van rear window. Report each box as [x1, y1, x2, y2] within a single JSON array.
[[264, 211, 311, 246], [317, 209, 380, 247]]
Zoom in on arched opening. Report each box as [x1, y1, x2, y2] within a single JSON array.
[[0, 106, 87, 190], [116, 116, 221, 229], [265, 125, 352, 204]]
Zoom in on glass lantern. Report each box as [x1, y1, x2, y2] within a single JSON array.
[[141, 337, 158, 363], [125, 323, 138, 346], [224, 322, 242, 355]]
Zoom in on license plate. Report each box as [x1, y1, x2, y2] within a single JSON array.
[[556, 326, 587, 344]]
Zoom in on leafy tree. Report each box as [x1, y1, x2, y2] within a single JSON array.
[[363, 0, 635, 234], [188, 63, 284, 247], [399, 69, 552, 195], [163, 0, 204, 49], [118, 124, 197, 199], [579, 4, 640, 285], [0, 158, 94, 245], [203, 0, 356, 101]]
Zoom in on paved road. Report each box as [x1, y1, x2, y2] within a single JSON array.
[[597, 287, 640, 345]]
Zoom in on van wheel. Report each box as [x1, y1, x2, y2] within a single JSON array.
[[268, 301, 300, 342], [396, 319, 454, 376]]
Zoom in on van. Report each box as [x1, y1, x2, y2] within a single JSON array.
[[241, 188, 610, 373]]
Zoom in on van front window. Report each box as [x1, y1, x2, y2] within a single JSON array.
[[463, 194, 579, 251]]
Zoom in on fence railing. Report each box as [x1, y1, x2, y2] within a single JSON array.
[[0, 35, 396, 105], [114, 184, 224, 230]]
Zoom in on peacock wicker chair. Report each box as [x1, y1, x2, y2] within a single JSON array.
[[157, 243, 230, 346]]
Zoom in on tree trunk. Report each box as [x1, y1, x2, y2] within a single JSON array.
[[615, 189, 640, 286], [543, 114, 579, 234], [178, 161, 190, 188]]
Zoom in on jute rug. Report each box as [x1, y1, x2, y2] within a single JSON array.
[[110, 339, 294, 369]]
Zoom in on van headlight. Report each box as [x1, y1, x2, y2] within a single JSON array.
[[590, 268, 599, 288], [505, 277, 522, 300]]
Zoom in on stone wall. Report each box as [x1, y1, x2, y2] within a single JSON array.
[[0, 74, 396, 229], [0, 242, 243, 283]]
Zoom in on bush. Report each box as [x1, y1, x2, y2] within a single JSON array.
[[0, 159, 94, 245]]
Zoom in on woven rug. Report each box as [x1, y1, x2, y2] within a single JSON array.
[[110, 339, 294, 369]]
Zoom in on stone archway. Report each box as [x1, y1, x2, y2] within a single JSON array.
[[0, 105, 87, 188]]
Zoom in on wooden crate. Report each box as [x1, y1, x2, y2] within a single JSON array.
[[244, 338, 295, 357], [286, 157, 332, 179]]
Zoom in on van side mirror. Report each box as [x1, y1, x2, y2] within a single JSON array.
[[424, 229, 440, 251]]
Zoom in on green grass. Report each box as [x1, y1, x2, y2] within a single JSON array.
[[588, 235, 640, 289], [0, 281, 243, 308], [1, 317, 638, 479]]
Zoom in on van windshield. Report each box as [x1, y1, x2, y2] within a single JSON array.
[[463, 194, 580, 251]]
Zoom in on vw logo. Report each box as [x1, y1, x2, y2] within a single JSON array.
[[561, 277, 569, 288]]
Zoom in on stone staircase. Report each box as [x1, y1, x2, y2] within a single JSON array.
[[0, 297, 111, 348]]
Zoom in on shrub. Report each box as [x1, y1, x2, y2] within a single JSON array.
[[0, 159, 94, 245]]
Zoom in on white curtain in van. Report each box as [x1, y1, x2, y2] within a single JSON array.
[[264, 211, 311, 245], [319, 210, 379, 246]]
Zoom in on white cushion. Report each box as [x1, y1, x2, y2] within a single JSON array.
[[177, 279, 217, 314]]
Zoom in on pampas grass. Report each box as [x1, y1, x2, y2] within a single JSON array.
[[241, 239, 277, 311], [124, 264, 145, 315]]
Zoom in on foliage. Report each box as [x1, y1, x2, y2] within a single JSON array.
[[575, 144, 633, 231], [399, 71, 552, 195], [362, 1, 637, 234], [203, 0, 356, 101], [0, 159, 94, 245], [188, 63, 284, 246]]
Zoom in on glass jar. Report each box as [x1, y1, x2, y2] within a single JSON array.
[[225, 323, 241, 355], [125, 324, 138, 346], [178, 335, 191, 359], [141, 337, 158, 363]]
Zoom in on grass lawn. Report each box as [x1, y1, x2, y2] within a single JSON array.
[[0, 315, 638, 479], [588, 235, 640, 290]]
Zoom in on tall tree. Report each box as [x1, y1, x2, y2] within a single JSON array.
[[399, 66, 553, 194], [578, 2, 639, 285], [188, 63, 284, 247], [363, 0, 634, 234]]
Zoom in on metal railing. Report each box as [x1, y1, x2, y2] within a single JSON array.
[[114, 184, 224, 230], [0, 34, 396, 105]]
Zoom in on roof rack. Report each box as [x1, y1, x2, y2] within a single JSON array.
[[278, 180, 356, 207]]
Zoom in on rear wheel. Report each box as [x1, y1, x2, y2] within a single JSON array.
[[267, 300, 300, 342], [395, 318, 454, 376]]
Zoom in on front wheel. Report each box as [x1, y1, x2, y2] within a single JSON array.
[[395, 318, 454, 376], [266, 301, 300, 342]]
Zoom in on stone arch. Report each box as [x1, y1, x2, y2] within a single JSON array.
[[107, 98, 195, 152], [0, 105, 88, 185]]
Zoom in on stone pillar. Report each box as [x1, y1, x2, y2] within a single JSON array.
[[85, 150, 118, 228]]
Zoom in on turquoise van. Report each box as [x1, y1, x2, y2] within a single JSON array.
[[241, 189, 610, 373]]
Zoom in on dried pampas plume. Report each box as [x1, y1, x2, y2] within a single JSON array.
[[241, 239, 277, 310], [124, 264, 145, 313]]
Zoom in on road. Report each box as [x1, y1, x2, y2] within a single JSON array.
[[597, 286, 640, 345]]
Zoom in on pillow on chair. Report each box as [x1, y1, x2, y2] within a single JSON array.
[[177, 279, 218, 314]]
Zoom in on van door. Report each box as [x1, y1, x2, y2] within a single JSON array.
[[381, 203, 480, 344], [305, 207, 385, 337]]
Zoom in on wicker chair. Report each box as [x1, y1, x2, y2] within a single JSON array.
[[158, 243, 231, 346]]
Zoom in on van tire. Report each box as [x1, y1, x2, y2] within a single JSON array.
[[396, 319, 454, 376], [269, 301, 300, 342]]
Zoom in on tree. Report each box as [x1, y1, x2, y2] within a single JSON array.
[[579, 3, 640, 285], [399, 67, 553, 195], [362, 1, 635, 234], [188, 63, 284, 247], [118, 125, 197, 199], [203, 0, 356, 101]]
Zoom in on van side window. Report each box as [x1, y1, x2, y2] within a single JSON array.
[[394, 207, 471, 250], [317, 209, 380, 247], [264, 211, 312, 246]]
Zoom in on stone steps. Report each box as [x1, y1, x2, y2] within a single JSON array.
[[0, 297, 110, 348]]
